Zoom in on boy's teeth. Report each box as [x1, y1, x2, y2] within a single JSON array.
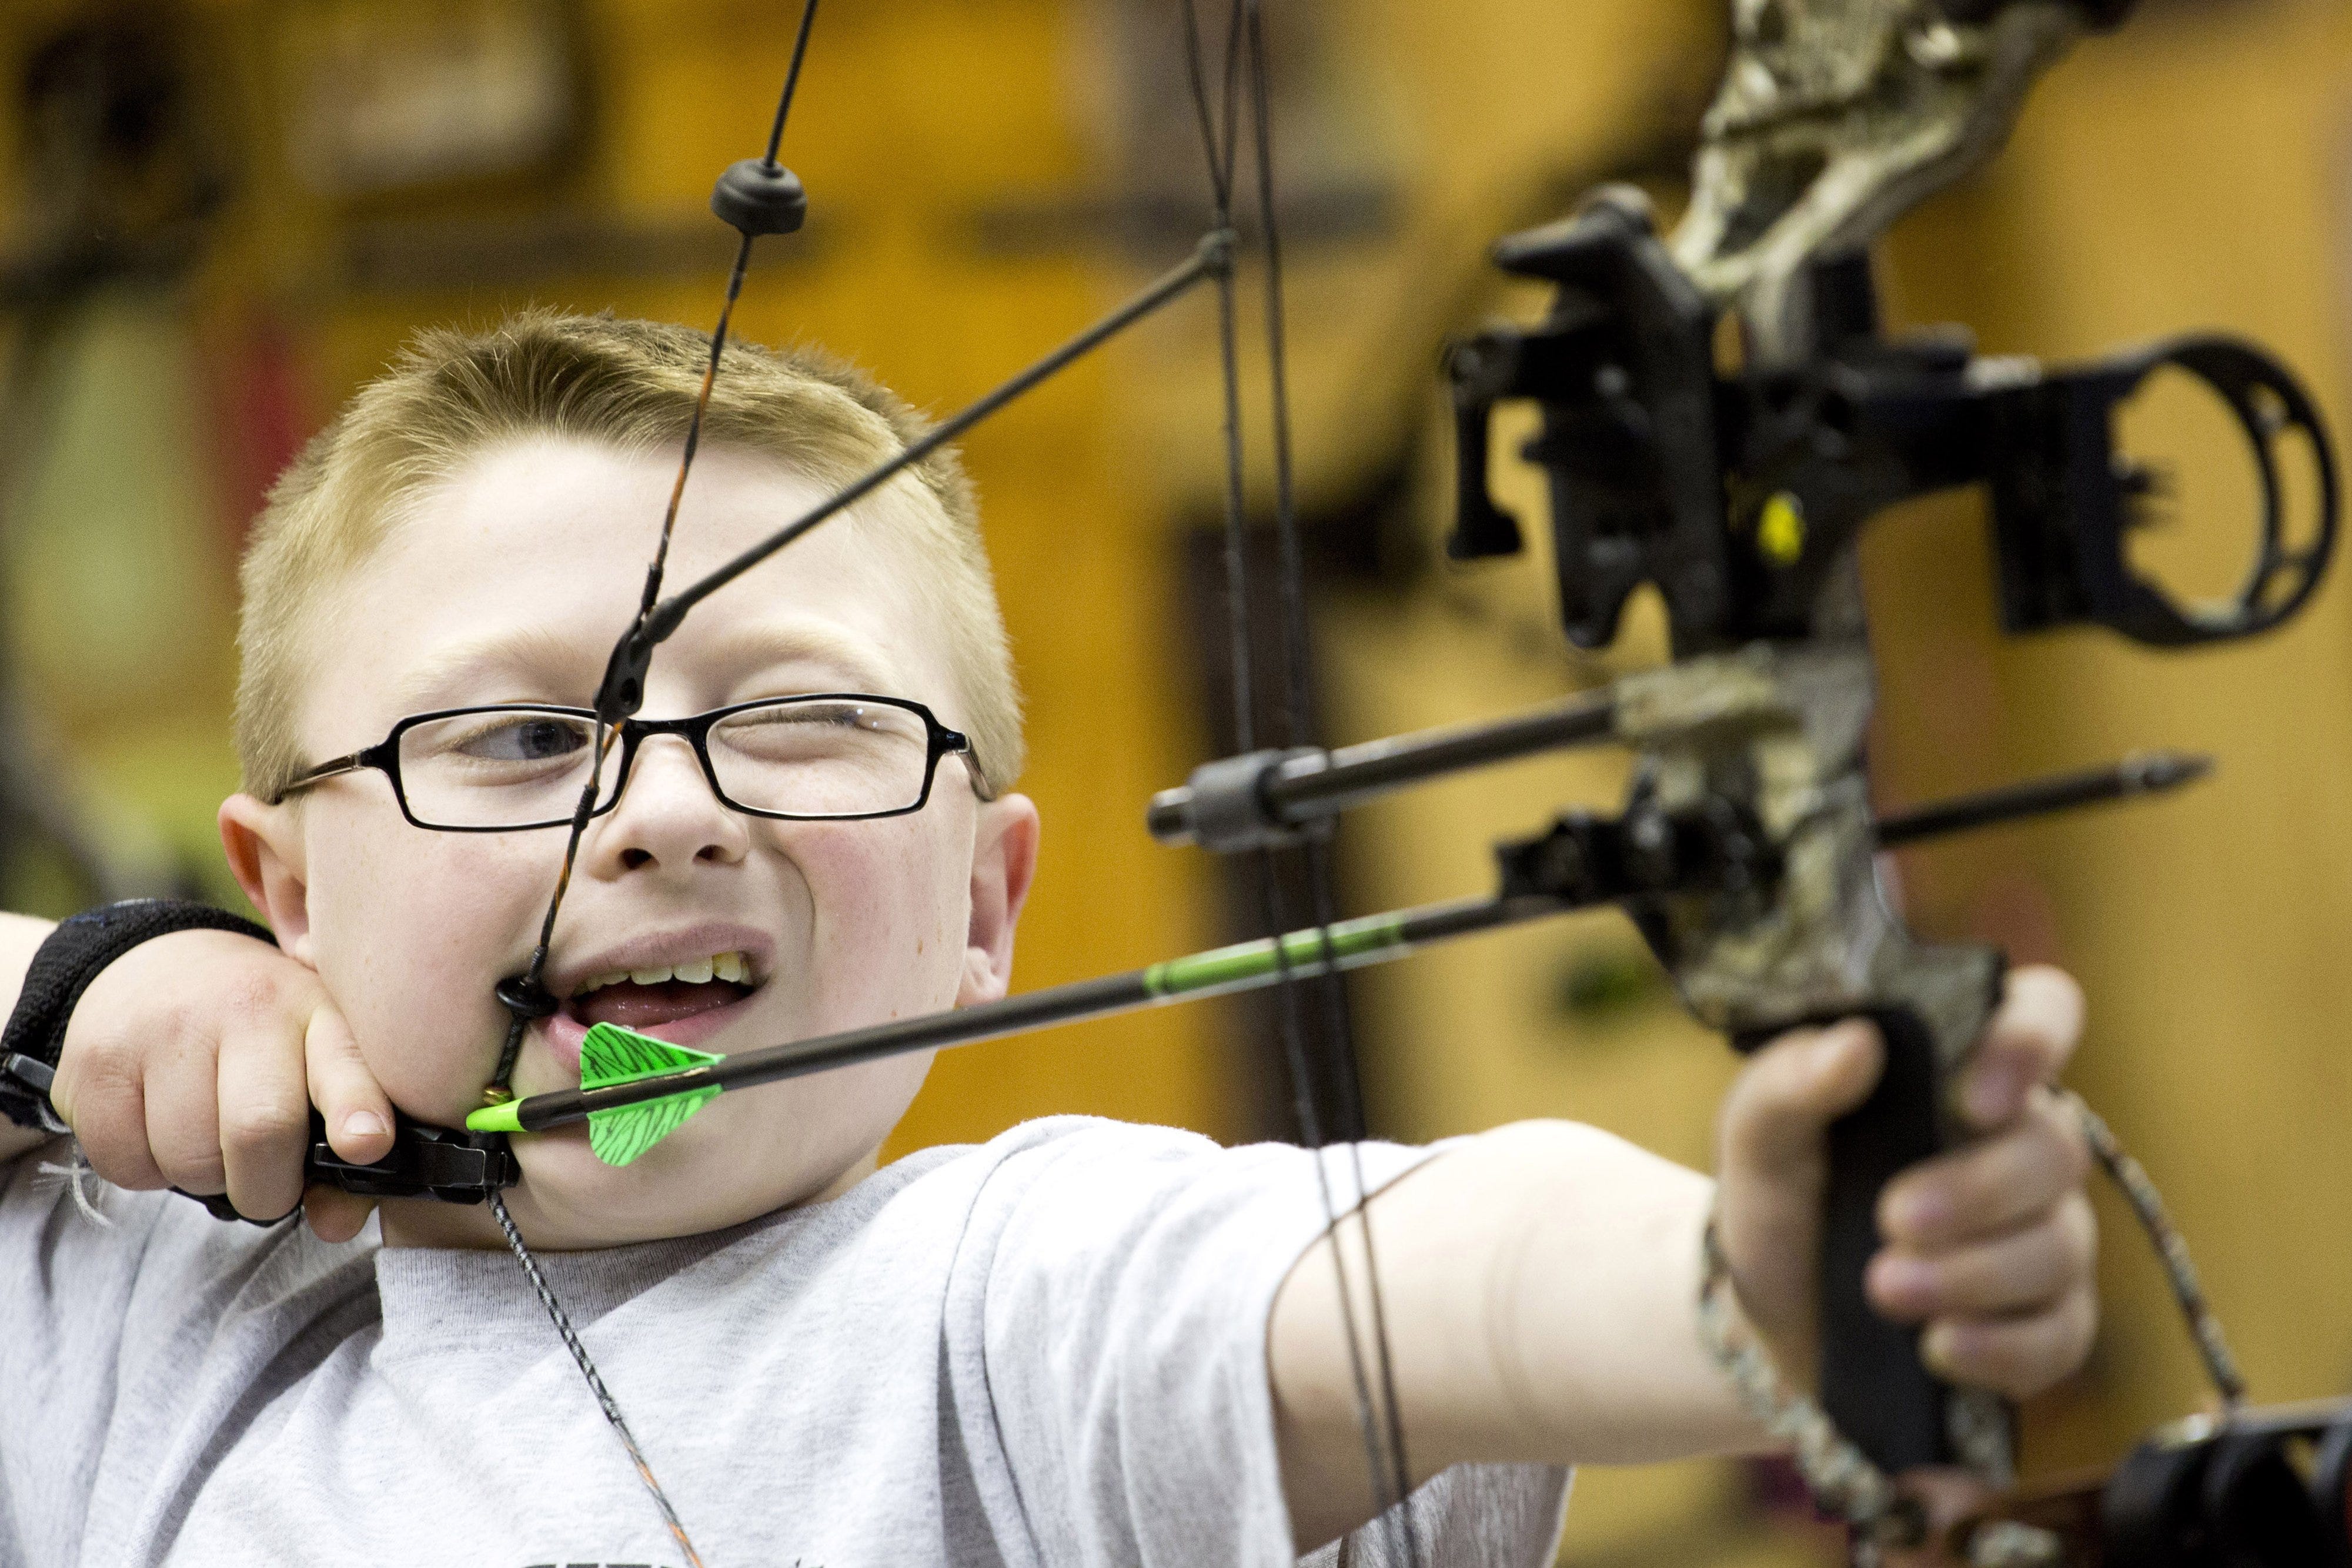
[[577, 952, 749, 997]]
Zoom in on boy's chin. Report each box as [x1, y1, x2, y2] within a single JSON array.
[[373, 1053, 928, 1252], [497, 1122, 793, 1248]]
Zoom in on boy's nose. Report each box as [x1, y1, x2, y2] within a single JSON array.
[[599, 735, 748, 872]]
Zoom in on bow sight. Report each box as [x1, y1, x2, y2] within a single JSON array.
[[1445, 192, 2334, 654], [1430, 179, 2339, 1481]]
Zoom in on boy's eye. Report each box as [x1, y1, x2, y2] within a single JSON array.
[[405, 711, 594, 772], [717, 701, 914, 755], [459, 716, 592, 762]]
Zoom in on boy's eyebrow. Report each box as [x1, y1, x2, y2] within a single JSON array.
[[690, 618, 908, 697], [389, 618, 908, 714], [389, 623, 601, 713]]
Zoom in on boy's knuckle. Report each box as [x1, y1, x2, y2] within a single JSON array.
[[2063, 1288, 2098, 1362], [162, 1148, 229, 1193], [153, 990, 208, 1039], [220, 1096, 305, 1158], [68, 1040, 145, 1108], [218, 969, 287, 1029], [2057, 1193, 2097, 1269]]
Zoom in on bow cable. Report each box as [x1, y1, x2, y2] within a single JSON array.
[[1244, 4, 1422, 1544], [1181, 0, 1424, 1556]]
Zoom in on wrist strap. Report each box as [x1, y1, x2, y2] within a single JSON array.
[[0, 900, 275, 1131]]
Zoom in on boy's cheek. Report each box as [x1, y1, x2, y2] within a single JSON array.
[[306, 830, 546, 1110]]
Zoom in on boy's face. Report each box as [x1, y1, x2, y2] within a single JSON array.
[[222, 434, 1038, 1249]]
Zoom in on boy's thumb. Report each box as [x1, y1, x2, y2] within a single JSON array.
[[304, 1001, 396, 1165], [1719, 1019, 1885, 1185]]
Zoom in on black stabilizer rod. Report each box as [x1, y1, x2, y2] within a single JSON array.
[[1148, 691, 1619, 851], [1876, 751, 2211, 848]]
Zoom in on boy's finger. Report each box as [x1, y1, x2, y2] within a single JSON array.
[[1879, 1090, 2089, 1249], [304, 1002, 394, 1166], [302, 1184, 377, 1245], [216, 1019, 312, 1222], [1719, 1019, 1884, 1182], [1922, 1285, 2097, 1399], [1867, 1192, 2096, 1321], [144, 1036, 231, 1196], [55, 1051, 169, 1191], [1958, 967, 2083, 1132]]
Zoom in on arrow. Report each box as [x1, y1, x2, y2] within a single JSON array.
[[469, 749, 2212, 1164], [468, 896, 1546, 1158]]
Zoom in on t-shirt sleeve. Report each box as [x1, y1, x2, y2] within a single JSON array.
[[940, 1119, 1569, 1568]]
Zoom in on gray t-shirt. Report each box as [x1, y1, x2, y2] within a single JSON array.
[[0, 1115, 1568, 1567]]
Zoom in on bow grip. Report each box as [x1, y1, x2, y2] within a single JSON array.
[[1735, 975, 2010, 1477], [176, 1109, 519, 1222], [1823, 1003, 1962, 1472]]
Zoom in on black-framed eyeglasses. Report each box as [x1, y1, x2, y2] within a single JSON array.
[[275, 694, 975, 833]]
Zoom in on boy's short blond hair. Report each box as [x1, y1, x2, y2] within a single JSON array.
[[236, 309, 1021, 803]]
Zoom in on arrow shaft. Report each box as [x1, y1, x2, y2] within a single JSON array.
[[479, 894, 1559, 1135]]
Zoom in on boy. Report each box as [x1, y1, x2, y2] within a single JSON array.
[[0, 312, 2094, 1566]]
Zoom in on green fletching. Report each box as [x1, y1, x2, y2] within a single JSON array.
[[579, 1023, 723, 1166]]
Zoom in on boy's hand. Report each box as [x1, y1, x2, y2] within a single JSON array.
[[1713, 965, 2096, 1402], [49, 929, 393, 1240]]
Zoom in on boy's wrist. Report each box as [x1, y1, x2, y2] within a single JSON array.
[[0, 900, 275, 1130]]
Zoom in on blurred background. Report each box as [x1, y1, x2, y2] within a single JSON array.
[[0, 0, 2347, 1560]]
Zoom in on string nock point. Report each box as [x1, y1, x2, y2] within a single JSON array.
[[495, 975, 560, 1021], [479, 1085, 514, 1107], [711, 157, 807, 238]]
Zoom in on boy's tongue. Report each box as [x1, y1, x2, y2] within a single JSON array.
[[573, 978, 750, 1031]]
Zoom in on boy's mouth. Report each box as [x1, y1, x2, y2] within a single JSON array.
[[541, 950, 761, 1078]]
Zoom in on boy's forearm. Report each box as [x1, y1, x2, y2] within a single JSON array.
[[0, 913, 56, 1164], [1268, 1121, 1766, 1547]]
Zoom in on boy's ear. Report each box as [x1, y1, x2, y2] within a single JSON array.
[[958, 793, 1040, 1007], [218, 794, 316, 962]]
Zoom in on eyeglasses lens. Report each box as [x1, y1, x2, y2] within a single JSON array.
[[397, 710, 607, 829], [707, 699, 931, 818]]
